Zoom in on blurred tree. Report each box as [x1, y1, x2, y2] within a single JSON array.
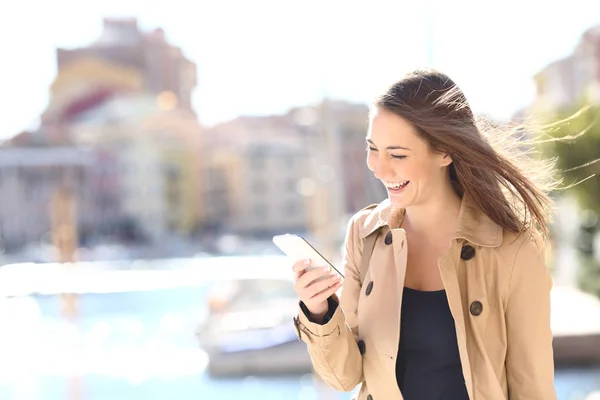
[[542, 106, 600, 211], [538, 104, 600, 297]]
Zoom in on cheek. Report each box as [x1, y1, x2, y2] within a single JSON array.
[[401, 160, 428, 180], [409, 159, 439, 182]]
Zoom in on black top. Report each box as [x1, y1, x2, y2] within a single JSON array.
[[396, 287, 469, 400]]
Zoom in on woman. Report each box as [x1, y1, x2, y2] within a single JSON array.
[[291, 69, 558, 399]]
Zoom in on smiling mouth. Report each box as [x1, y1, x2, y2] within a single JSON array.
[[383, 181, 410, 190]]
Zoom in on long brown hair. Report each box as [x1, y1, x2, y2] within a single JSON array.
[[374, 68, 558, 239]]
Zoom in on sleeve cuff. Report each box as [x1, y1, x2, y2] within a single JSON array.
[[299, 296, 338, 325], [294, 294, 344, 346]]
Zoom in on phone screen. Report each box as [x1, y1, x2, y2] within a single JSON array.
[[272, 234, 344, 278]]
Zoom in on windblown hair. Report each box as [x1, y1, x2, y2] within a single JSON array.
[[374, 68, 558, 239]]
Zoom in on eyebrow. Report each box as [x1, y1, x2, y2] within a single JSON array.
[[366, 138, 411, 151]]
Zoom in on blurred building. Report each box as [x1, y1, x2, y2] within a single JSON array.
[[66, 92, 204, 241], [290, 100, 386, 214], [203, 117, 310, 237], [235, 140, 309, 237], [531, 24, 600, 114], [203, 99, 386, 244], [1, 18, 204, 250], [142, 110, 204, 236], [0, 147, 99, 251], [204, 151, 238, 233], [289, 100, 386, 258], [55, 18, 196, 113]]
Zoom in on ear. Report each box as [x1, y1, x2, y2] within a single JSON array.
[[440, 152, 453, 167]]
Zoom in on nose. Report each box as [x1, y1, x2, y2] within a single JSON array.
[[370, 158, 393, 181]]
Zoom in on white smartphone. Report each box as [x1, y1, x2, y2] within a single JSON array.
[[272, 233, 344, 278]]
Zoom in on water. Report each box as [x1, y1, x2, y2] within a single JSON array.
[[0, 282, 598, 399]]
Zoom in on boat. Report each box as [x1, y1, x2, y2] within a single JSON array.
[[551, 285, 600, 365], [195, 275, 313, 377]]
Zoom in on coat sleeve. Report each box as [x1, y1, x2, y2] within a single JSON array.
[[293, 213, 364, 392], [505, 236, 557, 400]]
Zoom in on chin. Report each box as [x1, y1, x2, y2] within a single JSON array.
[[388, 196, 409, 208]]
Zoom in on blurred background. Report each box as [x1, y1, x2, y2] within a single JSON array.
[[0, 1, 600, 399]]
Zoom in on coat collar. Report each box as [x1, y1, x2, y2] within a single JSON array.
[[359, 195, 503, 248]]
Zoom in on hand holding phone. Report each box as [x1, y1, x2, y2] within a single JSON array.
[[273, 234, 343, 318]]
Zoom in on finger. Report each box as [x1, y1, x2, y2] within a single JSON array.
[[292, 259, 311, 279], [308, 274, 342, 298], [311, 281, 343, 304], [297, 266, 333, 289]]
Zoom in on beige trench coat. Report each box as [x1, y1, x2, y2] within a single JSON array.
[[293, 196, 557, 400]]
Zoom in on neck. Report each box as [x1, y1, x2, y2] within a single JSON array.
[[403, 183, 462, 239]]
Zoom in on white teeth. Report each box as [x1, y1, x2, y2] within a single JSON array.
[[384, 181, 408, 189]]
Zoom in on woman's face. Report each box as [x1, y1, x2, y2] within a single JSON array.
[[366, 107, 452, 208]]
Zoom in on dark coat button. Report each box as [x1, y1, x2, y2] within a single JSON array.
[[384, 231, 393, 245], [367, 395, 373, 400], [470, 301, 483, 316], [365, 281, 374, 296], [357, 339, 366, 355], [461, 244, 475, 260]]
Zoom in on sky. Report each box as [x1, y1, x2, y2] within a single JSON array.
[[0, 0, 599, 139]]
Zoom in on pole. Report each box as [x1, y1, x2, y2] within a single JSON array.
[[307, 100, 346, 262], [51, 184, 82, 400], [306, 100, 346, 400], [424, 0, 434, 66]]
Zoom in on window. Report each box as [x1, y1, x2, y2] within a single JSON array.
[[287, 179, 297, 192], [284, 201, 298, 215], [253, 204, 267, 219], [165, 164, 180, 180], [284, 155, 294, 170], [252, 180, 267, 194], [247, 146, 267, 170]]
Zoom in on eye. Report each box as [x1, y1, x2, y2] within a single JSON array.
[[366, 146, 378, 152], [391, 155, 407, 160]]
